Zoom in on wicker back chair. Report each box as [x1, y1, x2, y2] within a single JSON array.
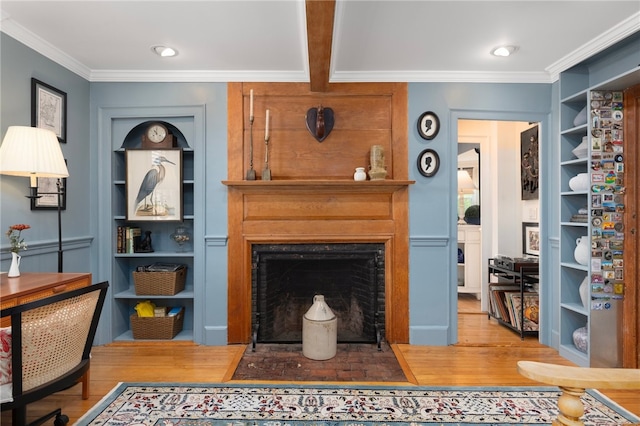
[[1, 281, 108, 426]]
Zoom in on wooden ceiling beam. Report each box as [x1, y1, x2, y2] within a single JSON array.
[[306, 0, 336, 92]]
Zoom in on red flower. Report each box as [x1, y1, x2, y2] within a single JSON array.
[[6, 224, 30, 253]]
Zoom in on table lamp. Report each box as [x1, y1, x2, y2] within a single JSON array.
[[457, 169, 476, 224], [0, 126, 69, 272]]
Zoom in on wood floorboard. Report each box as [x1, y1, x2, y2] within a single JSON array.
[[3, 296, 638, 424]]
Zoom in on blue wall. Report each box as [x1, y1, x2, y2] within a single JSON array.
[[1, 33, 92, 273], [407, 83, 554, 345]]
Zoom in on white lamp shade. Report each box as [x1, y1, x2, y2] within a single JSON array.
[[0, 126, 69, 179], [457, 170, 476, 193]]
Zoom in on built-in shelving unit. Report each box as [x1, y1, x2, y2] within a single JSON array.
[[111, 120, 196, 342], [559, 66, 591, 366], [558, 51, 639, 366]]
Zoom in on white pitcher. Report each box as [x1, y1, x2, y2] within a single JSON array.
[[8, 252, 21, 277]]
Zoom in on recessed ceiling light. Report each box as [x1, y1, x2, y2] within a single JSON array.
[[491, 45, 518, 57], [151, 45, 178, 58]]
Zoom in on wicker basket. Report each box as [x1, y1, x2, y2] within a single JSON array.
[[130, 307, 184, 339], [133, 267, 186, 295]]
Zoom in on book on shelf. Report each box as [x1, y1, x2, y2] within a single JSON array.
[[118, 226, 142, 253], [508, 292, 539, 331], [488, 283, 519, 321], [117, 226, 125, 253]]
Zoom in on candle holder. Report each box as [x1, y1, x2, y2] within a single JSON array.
[[262, 135, 271, 180], [246, 115, 256, 180]]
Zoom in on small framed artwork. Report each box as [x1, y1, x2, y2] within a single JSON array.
[[522, 222, 540, 256], [417, 111, 440, 140], [520, 125, 539, 200], [30, 176, 67, 210], [417, 148, 440, 177], [126, 149, 183, 222], [31, 78, 67, 143]]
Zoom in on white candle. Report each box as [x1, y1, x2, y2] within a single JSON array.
[[265, 109, 270, 140], [249, 89, 254, 118]]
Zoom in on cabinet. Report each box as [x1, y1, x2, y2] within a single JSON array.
[[457, 225, 481, 298], [487, 259, 539, 339], [111, 120, 196, 341], [558, 55, 639, 366]]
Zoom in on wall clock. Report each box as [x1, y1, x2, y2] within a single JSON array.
[[417, 149, 440, 177], [142, 122, 176, 149], [417, 111, 440, 140]]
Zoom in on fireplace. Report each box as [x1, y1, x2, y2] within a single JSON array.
[[251, 243, 385, 349]]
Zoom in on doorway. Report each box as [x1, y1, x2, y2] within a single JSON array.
[[457, 120, 541, 334]]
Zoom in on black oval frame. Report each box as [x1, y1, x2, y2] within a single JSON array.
[[417, 148, 440, 177], [417, 111, 440, 140]]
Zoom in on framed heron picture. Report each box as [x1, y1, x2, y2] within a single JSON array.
[[125, 149, 183, 222]]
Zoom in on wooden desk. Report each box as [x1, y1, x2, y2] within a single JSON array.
[[1, 272, 93, 398], [1, 272, 92, 313]]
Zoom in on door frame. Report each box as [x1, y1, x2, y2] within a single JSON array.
[[450, 110, 551, 347]]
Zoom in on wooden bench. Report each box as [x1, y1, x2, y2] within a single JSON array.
[[517, 360, 640, 426]]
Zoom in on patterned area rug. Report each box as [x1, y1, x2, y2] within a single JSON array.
[[76, 383, 640, 425]]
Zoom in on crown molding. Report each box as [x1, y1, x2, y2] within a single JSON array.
[[0, 19, 91, 80], [545, 11, 640, 82], [88, 69, 309, 83], [330, 70, 554, 84]]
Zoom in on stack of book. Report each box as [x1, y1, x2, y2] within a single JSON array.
[[117, 226, 141, 253], [570, 214, 589, 223]]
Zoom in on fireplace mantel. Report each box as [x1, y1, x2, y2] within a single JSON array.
[[223, 180, 414, 193]]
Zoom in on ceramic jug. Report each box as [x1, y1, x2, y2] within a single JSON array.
[[574, 236, 589, 266], [302, 295, 337, 360]]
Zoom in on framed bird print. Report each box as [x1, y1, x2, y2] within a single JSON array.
[[125, 149, 183, 222]]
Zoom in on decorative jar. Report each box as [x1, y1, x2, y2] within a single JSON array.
[[572, 326, 588, 354], [353, 167, 367, 181], [170, 225, 191, 252], [574, 236, 589, 266], [569, 173, 589, 191], [579, 275, 589, 309]]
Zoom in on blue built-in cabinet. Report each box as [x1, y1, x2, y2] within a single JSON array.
[[96, 105, 206, 345], [558, 32, 640, 367]]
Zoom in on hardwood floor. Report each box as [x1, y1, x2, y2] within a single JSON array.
[[4, 296, 639, 424]]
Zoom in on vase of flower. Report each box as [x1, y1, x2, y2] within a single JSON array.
[[8, 252, 21, 277], [6, 224, 30, 277]]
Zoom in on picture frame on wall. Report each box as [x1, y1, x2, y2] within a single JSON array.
[[522, 222, 540, 256], [31, 78, 67, 143], [30, 176, 67, 210], [126, 149, 183, 222], [520, 125, 539, 200]]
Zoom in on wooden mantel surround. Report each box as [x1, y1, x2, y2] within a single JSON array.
[[224, 82, 412, 344]]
